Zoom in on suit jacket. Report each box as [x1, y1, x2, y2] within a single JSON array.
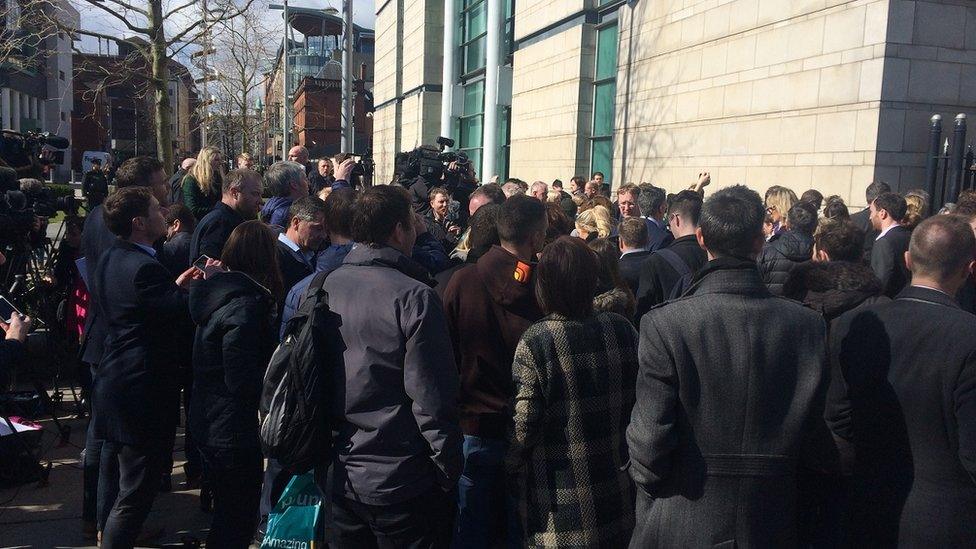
[[189, 202, 244, 262], [160, 231, 192, 276], [91, 240, 189, 445], [618, 250, 652, 295], [276, 237, 315, 293], [850, 208, 879, 260], [644, 217, 674, 251], [627, 257, 831, 548], [870, 225, 911, 297], [827, 286, 976, 547]]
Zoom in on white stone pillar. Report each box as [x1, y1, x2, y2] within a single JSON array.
[[440, 0, 458, 143], [11, 90, 21, 131], [481, 0, 504, 181], [1, 89, 10, 130]]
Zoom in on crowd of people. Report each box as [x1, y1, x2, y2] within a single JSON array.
[[6, 142, 973, 548]]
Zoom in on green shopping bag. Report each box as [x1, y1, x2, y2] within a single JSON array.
[[261, 472, 323, 549]]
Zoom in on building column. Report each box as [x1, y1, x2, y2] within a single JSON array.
[[440, 0, 458, 143], [481, 0, 504, 180], [1, 89, 9, 130], [11, 90, 21, 131]]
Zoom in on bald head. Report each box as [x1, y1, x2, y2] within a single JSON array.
[[907, 215, 976, 284], [181, 158, 196, 171], [288, 146, 309, 164]]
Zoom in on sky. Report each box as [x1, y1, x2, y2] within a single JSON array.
[[72, 0, 377, 58]]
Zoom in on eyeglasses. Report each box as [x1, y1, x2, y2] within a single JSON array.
[[765, 206, 777, 214]]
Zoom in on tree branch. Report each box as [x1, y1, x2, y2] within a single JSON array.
[[75, 0, 150, 34], [97, 0, 148, 17]]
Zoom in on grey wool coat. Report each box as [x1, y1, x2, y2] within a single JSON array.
[[626, 257, 833, 548], [506, 311, 639, 548]]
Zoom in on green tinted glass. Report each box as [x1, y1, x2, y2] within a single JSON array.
[[465, 1, 486, 41], [463, 81, 484, 116], [591, 139, 613, 184], [464, 36, 487, 73], [460, 115, 483, 148], [596, 24, 619, 81], [593, 81, 616, 137]]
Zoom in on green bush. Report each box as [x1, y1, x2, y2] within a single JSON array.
[[46, 183, 76, 198]]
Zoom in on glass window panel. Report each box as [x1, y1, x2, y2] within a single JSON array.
[[460, 115, 483, 149], [596, 24, 619, 81], [462, 148, 482, 178], [464, 36, 487, 73], [593, 81, 616, 137], [599, 0, 617, 5], [463, 81, 484, 116], [465, 2, 486, 41], [591, 139, 613, 185]]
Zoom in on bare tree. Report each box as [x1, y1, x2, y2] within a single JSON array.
[[42, 0, 257, 172], [207, 5, 275, 158], [1, 0, 64, 81]]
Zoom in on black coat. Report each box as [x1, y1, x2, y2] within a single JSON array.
[[870, 225, 912, 297], [189, 202, 244, 262], [627, 257, 832, 548], [160, 231, 192, 276], [850, 208, 879, 261], [783, 260, 888, 326], [827, 286, 976, 547], [618, 250, 652, 295], [276, 237, 314, 293], [91, 241, 189, 445], [189, 272, 276, 450], [644, 217, 674, 252], [634, 235, 708, 320], [757, 230, 814, 296]]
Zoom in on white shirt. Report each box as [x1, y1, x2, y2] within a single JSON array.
[[278, 232, 314, 266], [875, 223, 898, 241]]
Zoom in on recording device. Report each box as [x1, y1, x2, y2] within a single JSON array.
[[334, 151, 375, 189], [193, 254, 216, 272], [0, 130, 69, 177], [0, 295, 22, 323]]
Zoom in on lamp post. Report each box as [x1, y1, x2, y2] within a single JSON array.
[[269, 1, 292, 159]]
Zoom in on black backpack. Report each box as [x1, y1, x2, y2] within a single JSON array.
[[259, 270, 335, 474], [656, 248, 693, 301]]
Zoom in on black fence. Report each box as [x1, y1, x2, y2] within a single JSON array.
[[924, 113, 976, 213]]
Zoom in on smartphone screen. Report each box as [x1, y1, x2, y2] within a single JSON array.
[[0, 296, 21, 323], [192, 254, 213, 271]]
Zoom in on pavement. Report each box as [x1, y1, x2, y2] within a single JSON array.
[[0, 398, 215, 548]]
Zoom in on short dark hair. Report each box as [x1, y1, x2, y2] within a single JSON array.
[[618, 217, 649, 248], [800, 189, 824, 210], [165, 203, 196, 233], [787, 201, 818, 236], [470, 183, 506, 205], [591, 171, 605, 179], [323, 188, 357, 236], [551, 179, 563, 189], [865, 181, 891, 204], [814, 220, 864, 262], [699, 185, 765, 259], [668, 190, 703, 225], [909, 215, 976, 281], [467, 203, 501, 260], [113, 156, 163, 189], [823, 198, 850, 220], [637, 185, 667, 217], [351, 185, 413, 246], [103, 186, 153, 238], [545, 202, 574, 244], [496, 195, 547, 245], [617, 183, 640, 199], [287, 195, 326, 225], [535, 236, 599, 318], [91, 159, 102, 166], [873, 192, 907, 221], [428, 186, 449, 201], [570, 176, 586, 187]]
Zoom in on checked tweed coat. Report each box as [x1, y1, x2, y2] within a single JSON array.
[[505, 311, 639, 548]]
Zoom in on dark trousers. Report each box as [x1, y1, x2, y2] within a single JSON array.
[[99, 441, 168, 549], [82, 418, 103, 525], [165, 375, 201, 480], [200, 446, 263, 549], [331, 486, 456, 549], [260, 458, 292, 518]]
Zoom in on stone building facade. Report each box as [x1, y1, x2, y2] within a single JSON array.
[[374, 0, 976, 206]]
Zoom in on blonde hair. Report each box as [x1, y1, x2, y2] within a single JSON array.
[[191, 146, 223, 195], [764, 186, 798, 221], [903, 191, 928, 230], [576, 205, 612, 239]]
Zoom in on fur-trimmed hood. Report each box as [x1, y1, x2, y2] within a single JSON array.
[[593, 286, 635, 320], [783, 261, 886, 319]]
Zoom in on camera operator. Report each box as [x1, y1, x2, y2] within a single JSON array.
[[83, 159, 110, 209], [403, 144, 478, 220], [426, 187, 462, 251], [1, 312, 32, 389]]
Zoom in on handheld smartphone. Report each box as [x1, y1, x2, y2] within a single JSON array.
[[0, 295, 23, 324], [192, 254, 214, 271]]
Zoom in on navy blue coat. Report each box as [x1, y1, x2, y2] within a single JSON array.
[[91, 240, 189, 445]]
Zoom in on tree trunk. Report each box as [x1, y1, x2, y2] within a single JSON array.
[[149, 0, 174, 174]]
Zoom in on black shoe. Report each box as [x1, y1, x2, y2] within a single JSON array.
[[159, 473, 172, 493]]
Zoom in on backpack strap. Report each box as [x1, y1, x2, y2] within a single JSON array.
[[297, 270, 332, 315], [656, 248, 691, 277]]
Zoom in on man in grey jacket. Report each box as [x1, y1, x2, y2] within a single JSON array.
[[627, 185, 832, 547], [322, 185, 462, 548]]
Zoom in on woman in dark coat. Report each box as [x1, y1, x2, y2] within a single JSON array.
[[189, 220, 283, 549], [506, 236, 639, 548]]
